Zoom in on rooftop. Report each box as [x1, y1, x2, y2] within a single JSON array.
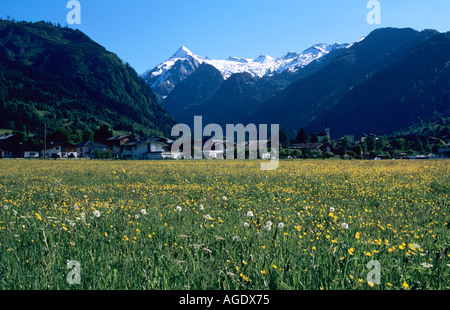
[[107, 134, 134, 141]]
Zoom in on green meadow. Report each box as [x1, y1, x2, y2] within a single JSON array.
[[0, 159, 449, 290]]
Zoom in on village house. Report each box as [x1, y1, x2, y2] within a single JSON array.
[[200, 138, 236, 159], [288, 142, 330, 154], [0, 134, 41, 158], [76, 141, 109, 159], [243, 140, 273, 159], [359, 133, 377, 144], [120, 137, 182, 160], [341, 135, 355, 144], [41, 142, 78, 158], [312, 120, 331, 143], [0, 134, 20, 158], [23, 145, 41, 158], [120, 139, 148, 160], [206, 139, 275, 159], [438, 142, 450, 158], [315, 133, 328, 143], [104, 134, 135, 158], [145, 137, 182, 160]]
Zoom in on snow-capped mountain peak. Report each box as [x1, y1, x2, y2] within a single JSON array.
[[169, 45, 194, 60], [141, 42, 353, 100], [281, 52, 300, 60], [226, 56, 249, 63], [253, 55, 275, 63]]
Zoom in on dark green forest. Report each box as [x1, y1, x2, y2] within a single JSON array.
[[0, 20, 175, 144]]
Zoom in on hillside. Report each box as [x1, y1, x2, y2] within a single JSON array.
[[164, 65, 293, 127], [159, 47, 350, 127], [248, 28, 440, 133], [148, 27, 448, 139], [0, 20, 176, 139], [142, 43, 354, 127], [305, 31, 450, 138], [162, 63, 225, 122]]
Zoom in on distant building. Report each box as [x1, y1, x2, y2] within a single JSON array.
[[313, 119, 331, 143], [288, 142, 330, 153], [146, 137, 182, 160], [241, 140, 270, 159], [324, 119, 330, 139], [316, 133, 328, 143], [105, 134, 136, 157], [342, 135, 355, 144], [120, 139, 148, 160], [76, 141, 109, 159], [189, 137, 236, 159], [360, 134, 368, 143], [360, 133, 377, 143], [438, 142, 450, 158], [120, 137, 181, 160], [41, 142, 78, 158], [0, 134, 20, 158], [0, 134, 40, 158], [0, 134, 16, 143], [23, 145, 42, 158]]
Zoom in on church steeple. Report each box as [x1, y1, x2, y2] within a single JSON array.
[[325, 117, 330, 139]]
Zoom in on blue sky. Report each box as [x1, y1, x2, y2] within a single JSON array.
[[1, 0, 449, 74]]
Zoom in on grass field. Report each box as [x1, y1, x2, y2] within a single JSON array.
[[0, 159, 448, 290]]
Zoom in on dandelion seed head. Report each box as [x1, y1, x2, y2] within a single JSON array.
[[411, 243, 421, 249], [421, 262, 433, 268]]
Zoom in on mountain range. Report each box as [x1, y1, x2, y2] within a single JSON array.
[[141, 43, 353, 102], [305, 30, 450, 138], [143, 27, 450, 139], [0, 20, 448, 144]]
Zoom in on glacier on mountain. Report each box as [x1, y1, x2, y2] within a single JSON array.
[[141, 42, 355, 99]]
